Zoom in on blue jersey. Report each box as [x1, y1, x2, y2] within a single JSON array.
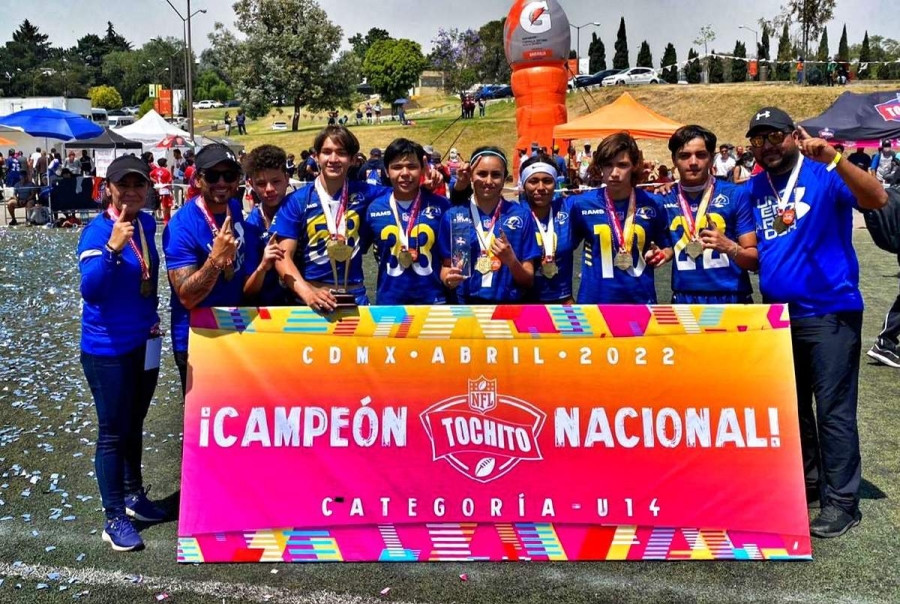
[[437, 200, 542, 303], [163, 198, 257, 352], [5, 156, 22, 185], [363, 190, 450, 305], [571, 188, 670, 304], [530, 195, 576, 302], [78, 211, 160, 356], [270, 181, 388, 288], [245, 204, 291, 306], [658, 181, 755, 296], [746, 160, 862, 318]]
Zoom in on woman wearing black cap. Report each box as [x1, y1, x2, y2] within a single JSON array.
[[77, 155, 167, 552]]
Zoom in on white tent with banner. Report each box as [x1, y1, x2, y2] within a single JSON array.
[[115, 109, 193, 148]]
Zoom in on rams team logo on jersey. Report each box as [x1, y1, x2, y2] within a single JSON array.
[[636, 206, 657, 220], [555, 211, 569, 225], [422, 205, 443, 220], [712, 194, 729, 208], [503, 216, 524, 230], [350, 193, 364, 204]]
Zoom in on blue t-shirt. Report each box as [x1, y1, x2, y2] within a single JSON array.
[[163, 198, 257, 352], [747, 160, 862, 318], [658, 181, 755, 296], [5, 157, 21, 185], [245, 204, 290, 306], [437, 200, 542, 303], [571, 188, 670, 304], [78, 211, 160, 356], [363, 190, 450, 305], [270, 181, 389, 288], [529, 195, 576, 302]]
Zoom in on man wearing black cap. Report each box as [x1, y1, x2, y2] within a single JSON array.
[[745, 106, 888, 538], [163, 144, 278, 396], [869, 139, 896, 185], [357, 148, 388, 186]]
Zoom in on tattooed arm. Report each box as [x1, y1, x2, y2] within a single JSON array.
[[168, 258, 223, 310]]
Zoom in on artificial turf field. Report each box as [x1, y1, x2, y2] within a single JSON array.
[[0, 225, 897, 603]]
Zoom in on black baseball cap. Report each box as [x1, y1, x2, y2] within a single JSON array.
[[370, 148, 382, 157], [881, 139, 892, 148], [195, 143, 241, 171], [106, 155, 151, 183], [746, 107, 795, 137]]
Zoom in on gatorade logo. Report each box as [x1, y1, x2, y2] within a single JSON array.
[[520, 1, 551, 34]]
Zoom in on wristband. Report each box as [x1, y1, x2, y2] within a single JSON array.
[[209, 257, 226, 271], [826, 152, 842, 172], [104, 243, 120, 255], [729, 244, 740, 259]]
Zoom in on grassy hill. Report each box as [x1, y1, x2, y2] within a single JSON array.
[[195, 83, 900, 166]]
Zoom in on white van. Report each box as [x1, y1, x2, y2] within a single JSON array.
[[108, 115, 135, 129], [91, 108, 109, 128]]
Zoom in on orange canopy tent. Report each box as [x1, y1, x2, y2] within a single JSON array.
[[553, 92, 682, 141]]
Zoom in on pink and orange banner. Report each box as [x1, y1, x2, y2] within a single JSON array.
[[178, 304, 811, 562]]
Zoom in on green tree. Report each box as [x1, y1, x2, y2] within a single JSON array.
[[759, 24, 771, 63], [208, 0, 360, 129], [0, 19, 53, 96], [349, 28, 391, 61], [363, 39, 428, 103], [636, 40, 653, 68], [858, 31, 872, 80], [693, 25, 716, 82], [838, 24, 849, 61], [776, 22, 793, 80], [476, 18, 511, 84], [429, 28, 483, 93], [786, 0, 835, 62], [89, 85, 123, 109], [195, 70, 233, 103], [709, 51, 724, 83], [732, 41, 748, 82], [686, 49, 701, 83], [613, 18, 629, 70], [661, 43, 678, 83], [103, 22, 132, 53], [816, 28, 829, 62], [588, 32, 606, 72], [137, 96, 156, 118]]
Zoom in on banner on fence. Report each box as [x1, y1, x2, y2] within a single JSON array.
[[178, 304, 811, 562]]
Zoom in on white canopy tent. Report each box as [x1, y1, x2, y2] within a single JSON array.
[[114, 109, 193, 148]]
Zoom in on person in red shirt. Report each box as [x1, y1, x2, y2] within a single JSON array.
[[183, 152, 199, 201], [151, 158, 175, 224]]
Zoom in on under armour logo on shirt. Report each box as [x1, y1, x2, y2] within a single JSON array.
[[756, 111, 771, 120]]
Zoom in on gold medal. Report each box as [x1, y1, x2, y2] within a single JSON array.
[[140, 280, 154, 298], [224, 265, 235, 281], [686, 240, 703, 260], [782, 208, 796, 226], [773, 215, 787, 234], [327, 238, 353, 263], [614, 251, 633, 271], [475, 255, 493, 275], [541, 260, 559, 279], [397, 249, 413, 269]]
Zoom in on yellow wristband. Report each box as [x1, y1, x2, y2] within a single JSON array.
[[826, 151, 842, 172]]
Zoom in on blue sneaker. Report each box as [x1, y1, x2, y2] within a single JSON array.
[[102, 516, 143, 552], [125, 487, 167, 523]]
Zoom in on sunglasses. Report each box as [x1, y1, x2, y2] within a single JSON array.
[[202, 170, 241, 184], [749, 130, 791, 148]]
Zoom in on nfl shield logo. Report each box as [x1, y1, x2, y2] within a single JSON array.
[[468, 376, 497, 413], [875, 96, 900, 122]]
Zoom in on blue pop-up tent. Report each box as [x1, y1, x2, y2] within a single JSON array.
[[799, 90, 900, 147]]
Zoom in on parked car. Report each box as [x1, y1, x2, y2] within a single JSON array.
[[193, 100, 223, 109], [476, 84, 513, 100], [602, 67, 662, 86], [569, 69, 623, 90]]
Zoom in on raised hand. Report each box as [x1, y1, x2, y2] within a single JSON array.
[[260, 235, 285, 271], [643, 241, 667, 267], [107, 210, 135, 252], [796, 126, 837, 165], [210, 215, 237, 267], [454, 155, 481, 191], [491, 230, 516, 264]]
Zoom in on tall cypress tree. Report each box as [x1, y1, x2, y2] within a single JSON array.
[[686, 48, 701, 84], [661, 43, 678, 84], [776, 22, 792, 81], [709, 50, 724, 83], [588, 32, 607, 72], [816, 28, 829, 62], [838, 24, 849, 62], [858, 31, 871, 80], [636, 40, 653, 68], [613, 17, 629, 69], [732, 40, 748, 82]]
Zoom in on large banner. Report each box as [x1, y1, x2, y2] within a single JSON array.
[[178, 304, 812, 562]]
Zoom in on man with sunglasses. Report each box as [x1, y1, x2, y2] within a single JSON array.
[[745, 107, 888, 539], [164, 144, 278, 396]]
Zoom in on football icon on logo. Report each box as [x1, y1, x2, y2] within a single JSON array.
[[475, 457, 496, 478]]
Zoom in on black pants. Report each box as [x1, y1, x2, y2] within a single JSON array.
[[791, 312, 863, 513], [174, 350, 189, 399], [876, 258, 900, 347]]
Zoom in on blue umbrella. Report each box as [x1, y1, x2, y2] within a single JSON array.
[[393, 98, 409, 105], [0, 107, 104, 140]]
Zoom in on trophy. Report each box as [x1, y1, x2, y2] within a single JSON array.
[[326, 237, 359, 309], [451, 219, 473, 278]]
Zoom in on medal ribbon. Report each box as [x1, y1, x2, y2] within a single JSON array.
[[531, 209, 556, 261], [766, 153, 804, 214], [315, 177, 349, 239], [677, 181, 715, 239], [389, 190, 422, 251], [107, 206, 150, 282], [196, 197, 233, 237], [603, 189, 637, 253], [469, 198, 504, 257]]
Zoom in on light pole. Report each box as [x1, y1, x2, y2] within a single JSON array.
[[569, 21, 601, 74], [163, 0, 207, 140], [738, 25, 759, 57]]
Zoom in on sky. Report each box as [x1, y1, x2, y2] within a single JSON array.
[[2, 0, 899, 64]]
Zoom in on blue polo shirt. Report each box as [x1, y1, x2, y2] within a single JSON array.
[[746, 160, 862, 318]]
